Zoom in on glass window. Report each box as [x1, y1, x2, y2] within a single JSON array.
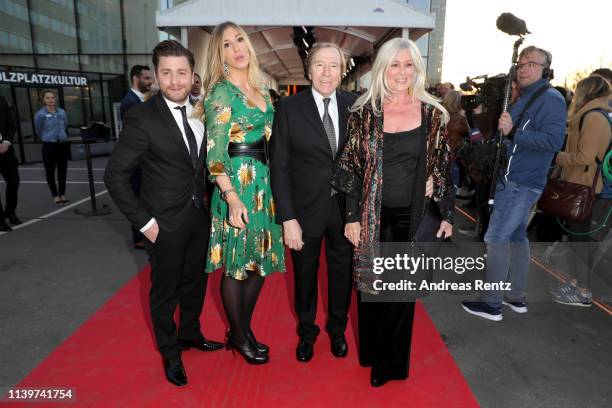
[[123, 0, 159, 54], [0, 0, 32, 53], [80, 55, 123, 74], [415, 33, 429, 58], [0, 55, 35, 68], [89, 80, 107, 123], [407, 0, 431, 12], [37, 55, 79, 71], [62, 86, 86, 128], [77, 0, 122, 53], [30, 0, 77, 54]]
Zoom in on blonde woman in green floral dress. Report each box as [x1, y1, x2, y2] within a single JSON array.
[[201, 22, 284, 364]]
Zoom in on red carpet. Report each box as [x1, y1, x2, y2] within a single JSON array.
[[6, 251, 478, 407]]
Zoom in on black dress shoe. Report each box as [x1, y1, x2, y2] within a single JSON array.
[[180, 336, 224, 352], [370, 373, 389, 387], [226, 333, 269, 364], [0, 222, 12, 232], [163, 357, 187, 386], [370, 366, 390, 387], [296, 338, 314, 362], [6, 214, 22, 225], [247, 330, 269, 354], [330, 334, 348, 358]]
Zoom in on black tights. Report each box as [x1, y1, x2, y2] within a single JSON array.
[[220, 272, 265, 344]]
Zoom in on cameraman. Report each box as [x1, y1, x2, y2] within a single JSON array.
[[462, 46, 567, 321]]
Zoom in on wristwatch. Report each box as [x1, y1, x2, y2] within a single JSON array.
[[221, 188, 236, 201]]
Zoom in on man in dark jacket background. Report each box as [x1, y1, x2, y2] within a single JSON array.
[[120, 65, 153, 249]]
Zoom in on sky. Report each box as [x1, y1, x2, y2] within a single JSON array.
[[441, 0, 611, 89]]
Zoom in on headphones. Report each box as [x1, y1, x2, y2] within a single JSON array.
[[541, 66, 552, 80]]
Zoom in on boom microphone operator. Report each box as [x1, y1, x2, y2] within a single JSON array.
[[496, 13, 531, 36]]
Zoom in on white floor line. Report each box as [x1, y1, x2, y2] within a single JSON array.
[[0, 181, 105, 184], [0, 190, 109, 237]]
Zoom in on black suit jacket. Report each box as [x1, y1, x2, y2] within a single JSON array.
[[120, 90, 142, 119], [271, 88, 357, 236], [104, 93, 208, 232]]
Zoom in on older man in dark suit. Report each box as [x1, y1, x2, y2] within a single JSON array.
[[271, 42, 356, 362]]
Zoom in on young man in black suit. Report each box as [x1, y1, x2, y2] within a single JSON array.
[[105, 40, 222, 387], [119, 64, 153, 249], [271, 42, 356, 362], [0, 95, 21, 231]]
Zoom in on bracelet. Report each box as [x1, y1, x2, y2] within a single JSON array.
[[221, 188, 237, 201]]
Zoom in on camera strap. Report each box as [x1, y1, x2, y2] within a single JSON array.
[[507, 84, 550, 138]]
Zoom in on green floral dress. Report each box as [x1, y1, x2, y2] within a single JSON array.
[[204, 80, 285, 279]]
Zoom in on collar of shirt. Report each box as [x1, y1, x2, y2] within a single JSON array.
[[311, 87, 337, 115], [43, 106, 60, 115], [130, 88, 146, 102], [162, 95, 204, 152], [519, 78, 549, 97]]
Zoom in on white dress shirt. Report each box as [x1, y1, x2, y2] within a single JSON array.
[[140, 95, 205, 233], [311, 87, 339, 150], [130, 88, 146, 102]]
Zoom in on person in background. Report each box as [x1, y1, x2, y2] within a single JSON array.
[[0, 95, 21, 231], [120, 65, 153, 118], [34, 90, 70, 205], [461, 46, 567, 321], [189, 72, 203, 106], [552, 76, 611, 306], [443, 90, 470, 191], [439, 82, 454, 98], [268, 88, 279, 109], [120, 65, 153, 249]]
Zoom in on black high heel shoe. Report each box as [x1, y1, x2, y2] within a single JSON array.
[[225, 330, 269, 365], [247, 330, 269, 355]]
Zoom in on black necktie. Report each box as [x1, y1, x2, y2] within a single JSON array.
[[175, 105, 198, 168], [322, 97, 337, 157]]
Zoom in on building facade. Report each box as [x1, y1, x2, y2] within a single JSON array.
[[0, 0, 169, 162]]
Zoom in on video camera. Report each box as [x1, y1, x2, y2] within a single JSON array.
[[459, 74, 508, 113]]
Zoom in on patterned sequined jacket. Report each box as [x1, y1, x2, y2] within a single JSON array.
[[330, 102, 454, 292]]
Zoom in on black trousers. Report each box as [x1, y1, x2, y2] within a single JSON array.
[[144, 205, 210, 359], [291, 196, 352, 340], [129, 168, 144, 243], [42, 142, 70, 197], [358, 206, 416, 380], [0, 147, 19, 219]]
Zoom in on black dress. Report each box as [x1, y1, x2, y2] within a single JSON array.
[[356, 125, 422, 382]]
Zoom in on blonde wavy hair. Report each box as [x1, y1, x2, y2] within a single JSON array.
[[352, 38, 448, 123], [193, 22, 265, 119], [202, 22, 264, 96], [568, 75, 610, 117]]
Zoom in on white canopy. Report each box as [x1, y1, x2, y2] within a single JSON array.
[[157, 0, 436, 84]]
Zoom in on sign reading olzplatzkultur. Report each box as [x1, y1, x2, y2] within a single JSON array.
[[0, 70, 88, 86]]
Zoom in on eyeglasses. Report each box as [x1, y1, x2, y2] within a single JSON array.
[[516, 61, 546, 71]]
